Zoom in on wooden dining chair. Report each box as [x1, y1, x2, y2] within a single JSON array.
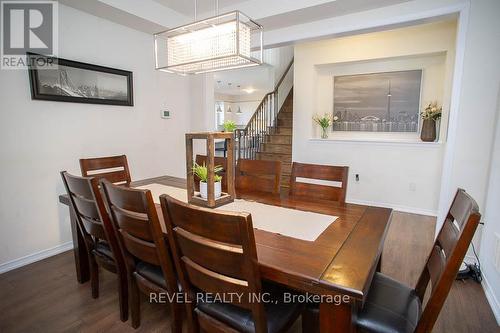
[[80, 155, 131, 185], [60, 171, 128, 322], [236, 159, 282, 194], [160, 195, 302, 333], [100, 180, 182, 332], [194, 154, 228, 192], [289, 162, 349, 205], [303, 188, 481, 333]]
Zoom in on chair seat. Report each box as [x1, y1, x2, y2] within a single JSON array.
[[356, 273, 421, 333], [197, 283, 302, 333], [93, 241, 114, 259], [136, 261, 166, 288]]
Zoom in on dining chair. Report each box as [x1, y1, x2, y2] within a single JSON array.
[[289, 162, 349, 205], [80, 155, 131, 185], [60, 171, 128, 322], [236, 159, 282, 194], [194, 154, 228, 192], [303, 188, 481, 333], [160, 194, 302, 333], [100, 180, 182, 331]]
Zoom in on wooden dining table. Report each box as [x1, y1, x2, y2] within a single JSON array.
[[59, 175, 392, 333]]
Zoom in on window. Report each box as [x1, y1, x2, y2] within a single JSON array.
[[333, 70, 422, 132]]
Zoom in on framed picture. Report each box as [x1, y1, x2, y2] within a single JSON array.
[[333, 70, 422, 132], [27, 53, 134, 106]]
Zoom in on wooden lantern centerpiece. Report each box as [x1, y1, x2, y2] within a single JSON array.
[[185, 132, 235, 208]]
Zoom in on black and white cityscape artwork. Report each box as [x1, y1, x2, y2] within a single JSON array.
[[28, 53, 133, 106], [333, 70, 422, 132]]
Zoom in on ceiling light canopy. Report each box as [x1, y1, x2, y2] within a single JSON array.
[[154, 10, 263, 75]]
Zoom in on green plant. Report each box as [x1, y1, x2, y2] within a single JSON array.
[[223, 120, 237, 132], [192, 162, 223, 183], [421, 101, 442, 120], [313, 113, 338, 129]]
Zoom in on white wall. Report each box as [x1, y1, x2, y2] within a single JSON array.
[[293, 20, 456, 214], [456, 0, 500, 324], [480, 90, 500, 323], [0, 4, 195, 267]]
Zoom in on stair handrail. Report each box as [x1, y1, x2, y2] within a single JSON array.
[[235, 58, 294, 160]]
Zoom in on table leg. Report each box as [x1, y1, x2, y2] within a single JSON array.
[[69, 205, 89, 283], [320, 299, 357, 333]]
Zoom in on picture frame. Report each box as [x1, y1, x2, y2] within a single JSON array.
[[27, 52, 134, 106], [333, 69, 422, 132]]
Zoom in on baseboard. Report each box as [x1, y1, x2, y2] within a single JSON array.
[[347, 198, 438, 217], [0, 241, 74, 274], [482, 274, 500, 325]]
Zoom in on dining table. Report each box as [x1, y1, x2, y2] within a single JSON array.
[[59, 175, 392, 333]]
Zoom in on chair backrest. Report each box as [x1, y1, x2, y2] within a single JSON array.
[[414, 189, 481, 333], [160, 195, 267, 333], [60, 171, 122, 262], [289, 162, 349, 204], [100, 179, 177, 293], [236, 159, 281, 194], [194, 154, 228, 192], [80, 155, 131, 185]]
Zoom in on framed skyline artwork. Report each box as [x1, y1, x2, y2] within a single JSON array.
[[333, 70, 422, 132]]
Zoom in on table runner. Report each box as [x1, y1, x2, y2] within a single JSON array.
[[135, 183, 337, 241]]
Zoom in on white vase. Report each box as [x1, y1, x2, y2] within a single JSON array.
[[199, 181, 222, 199]]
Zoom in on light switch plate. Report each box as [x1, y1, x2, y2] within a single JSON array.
[[161, 110, 171, 119]]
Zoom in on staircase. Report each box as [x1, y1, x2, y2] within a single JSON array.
[[235, 59, 294, 190], [256, 90, 293, 188]]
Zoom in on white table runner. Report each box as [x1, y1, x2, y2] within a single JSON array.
[[135, 183, 337, 241]]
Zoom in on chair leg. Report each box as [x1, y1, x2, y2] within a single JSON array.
[[89, 255, 99, 299], [302, 306, 320, 333], [117, 273, 128, 322], [129, 276, 141, 329], [171, 303, 183, 333]]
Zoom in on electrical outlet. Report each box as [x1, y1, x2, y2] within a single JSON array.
[[494, 233, 500, 273], [409, 182, 416, 192]]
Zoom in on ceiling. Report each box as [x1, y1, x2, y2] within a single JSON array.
[[153, 0, 248, 17], [59, 0, 411, 35]]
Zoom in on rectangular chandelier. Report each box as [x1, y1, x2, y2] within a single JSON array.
[[154, 11, 263, 75]]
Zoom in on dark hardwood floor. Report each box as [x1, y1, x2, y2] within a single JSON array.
[[0, 212, 498, 332]]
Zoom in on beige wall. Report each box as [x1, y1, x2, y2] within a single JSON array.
[[293, 20, 456, 214]]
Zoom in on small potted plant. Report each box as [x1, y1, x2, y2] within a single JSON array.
[[192, 162, 223, 199], [420, 102, 442, 142], [313, 113, 339, 139], [222, 120, 237, 132]]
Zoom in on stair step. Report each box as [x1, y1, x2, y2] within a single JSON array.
[[278, 118, 293, 127], [280, 174, 291, 187], [266, 134, 292, 145], [277, 127, 292, 135], [278, 112, 293, 119], [281, 162, 292, 174], [261, 143, 292, 154], [256, 152, 292, 162]]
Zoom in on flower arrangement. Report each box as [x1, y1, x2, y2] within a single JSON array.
[[313, 113, 339, 139], [420, 102, 442, 120], [222, 120, 237, 132]]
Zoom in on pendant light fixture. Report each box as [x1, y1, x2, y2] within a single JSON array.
[[154, 0, 263, 75], [236, 85, 243, 114]]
